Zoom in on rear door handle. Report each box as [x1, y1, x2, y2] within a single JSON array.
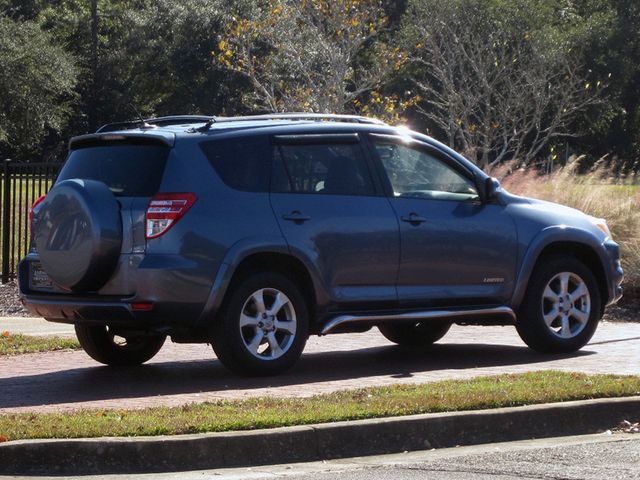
[[401, 213, 427, 225], [282, 211, 311, 223]]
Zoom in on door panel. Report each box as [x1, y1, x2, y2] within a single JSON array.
[[270, 138, 399, 308], [271, 194, 399, 305], [370, 137, 517, 306], [391, 197, 517, 305]]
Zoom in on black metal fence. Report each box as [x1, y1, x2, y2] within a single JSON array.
[[1, 159, 62, 283]]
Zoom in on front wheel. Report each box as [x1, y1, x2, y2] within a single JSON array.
[[516, 255, 601, 353], [75, 324, 166, 366], [211, 272, 309, 376]]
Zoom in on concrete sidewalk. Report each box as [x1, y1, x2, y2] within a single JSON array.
[[0, 316, 75, 336]]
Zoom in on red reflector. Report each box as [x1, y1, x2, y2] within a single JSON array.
[[131, 302, 154, 311], [145, 192, 196, 239], [29, 194, 47, 231]]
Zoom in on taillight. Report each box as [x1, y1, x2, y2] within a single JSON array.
[[29, 194, 47, 232], [145, 193, 196, 239]]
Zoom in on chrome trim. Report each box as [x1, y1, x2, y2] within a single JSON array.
[[320, 306, 516, 335], [210, 113, 386, 125]]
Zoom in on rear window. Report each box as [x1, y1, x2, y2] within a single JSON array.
[[200, 136, 270, 192], [57, 143, 169, 197]]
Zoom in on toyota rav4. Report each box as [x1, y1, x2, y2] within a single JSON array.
[[19, 114, 624, 376]]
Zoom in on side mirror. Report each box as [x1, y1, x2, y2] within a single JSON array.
[[481, 176, 501, 202]]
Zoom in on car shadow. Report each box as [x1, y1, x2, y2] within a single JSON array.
[[0, 342, 594, 410]]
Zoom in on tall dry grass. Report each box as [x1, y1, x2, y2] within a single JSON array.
[[492, 159, 640, 299]]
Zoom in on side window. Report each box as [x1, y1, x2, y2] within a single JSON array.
[[200, 136, 270, 192], [373, 141, 478, 201], [272, 142, 375, 196]]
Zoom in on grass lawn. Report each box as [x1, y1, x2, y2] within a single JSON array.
[[0, 177, 54, 275], [0, 332, 79, 355], [1, 371, 638, 442]]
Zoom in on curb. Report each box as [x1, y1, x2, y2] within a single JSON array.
[[1, 396, 639, 475]]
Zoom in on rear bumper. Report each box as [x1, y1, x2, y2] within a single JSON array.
[[20, 296, 141, 325], [18, 253, 217, 326]]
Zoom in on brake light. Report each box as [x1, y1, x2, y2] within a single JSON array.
[[29, 194, 47, 232], [145, 193, 196, 239]]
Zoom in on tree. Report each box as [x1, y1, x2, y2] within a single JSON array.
[[0, 15, 77, 160], [35, 0, 246, 131], [216, 0, 409, 117], [401, 0, 604, 167]]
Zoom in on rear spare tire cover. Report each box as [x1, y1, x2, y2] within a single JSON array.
[[34, 179, 122, 291]]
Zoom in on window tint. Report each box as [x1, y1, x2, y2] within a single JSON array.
[[58, 143, 169, 197], [200, 136, 270, 192], [272, 143, 374, 196], [374, 142, 478, 201]]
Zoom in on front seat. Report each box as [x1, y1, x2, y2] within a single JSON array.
[[322, 155, 367, 195]]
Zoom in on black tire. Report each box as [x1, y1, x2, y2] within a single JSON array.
[[516, 255, 601, 353], [35, 180, 122, 292], [75, 324, 166, 366], [211, 272, 309, 376], [378, 321, 451, 346]]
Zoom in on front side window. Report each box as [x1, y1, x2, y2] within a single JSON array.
[[373, 141, 478, 201], [272, 142, 375, 196]]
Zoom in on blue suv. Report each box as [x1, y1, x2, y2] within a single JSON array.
[[19, 114, 624, 376]]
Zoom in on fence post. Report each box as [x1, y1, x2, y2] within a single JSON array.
[[1, 159, 11, 283]]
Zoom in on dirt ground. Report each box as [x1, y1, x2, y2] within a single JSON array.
[[0, 281, 28, 317]]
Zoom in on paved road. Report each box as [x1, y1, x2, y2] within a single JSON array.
[[1, 319, 639, 413], [2, 434, 637, 479], [212, 434, 640, 480]]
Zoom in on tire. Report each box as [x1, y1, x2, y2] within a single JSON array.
[[75, 324, 166, 366], [378, 321, 451, 346], [516, 255, 601, 353], [211, 272, 309, 376], [34, 179, 122, 291]]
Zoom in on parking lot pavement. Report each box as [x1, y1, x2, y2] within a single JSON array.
[[0, 321, 639, 413]]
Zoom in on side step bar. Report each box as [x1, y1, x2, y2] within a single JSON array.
[[321, 306, 516, 335]]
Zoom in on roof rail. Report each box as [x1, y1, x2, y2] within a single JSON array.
[[96, 115, 212, 133], [96, 113, 386, 133], [210, 113, 386, 125]]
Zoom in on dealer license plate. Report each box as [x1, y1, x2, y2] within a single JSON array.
[[30, 262, 53, 290]]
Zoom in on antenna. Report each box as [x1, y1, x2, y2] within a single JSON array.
[[129, 104, 154, 129]]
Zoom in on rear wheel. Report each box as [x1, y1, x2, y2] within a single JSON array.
[[211, 272, 309, 376], [516, 255, 601, 353], [75, 324, 166, 366], [378, 322, 451, 346]]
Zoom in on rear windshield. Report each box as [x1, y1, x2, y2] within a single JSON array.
[[57, 143, 169, 197]]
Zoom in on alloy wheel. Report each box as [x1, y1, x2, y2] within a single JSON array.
[[541, 271, 591, 339], [239, 288, 297, 360]]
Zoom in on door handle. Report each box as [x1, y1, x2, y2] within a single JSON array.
[[401, 213, 427, 225], [282, 211, 311, 223]]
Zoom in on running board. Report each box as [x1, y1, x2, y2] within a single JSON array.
[[320, 306, 516, 335]]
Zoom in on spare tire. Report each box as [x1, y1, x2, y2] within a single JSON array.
[[34, 179, 122, 292]]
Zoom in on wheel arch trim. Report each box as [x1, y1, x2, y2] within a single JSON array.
[[196, 237, 329, 324], [510, 226, 612, 310]]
